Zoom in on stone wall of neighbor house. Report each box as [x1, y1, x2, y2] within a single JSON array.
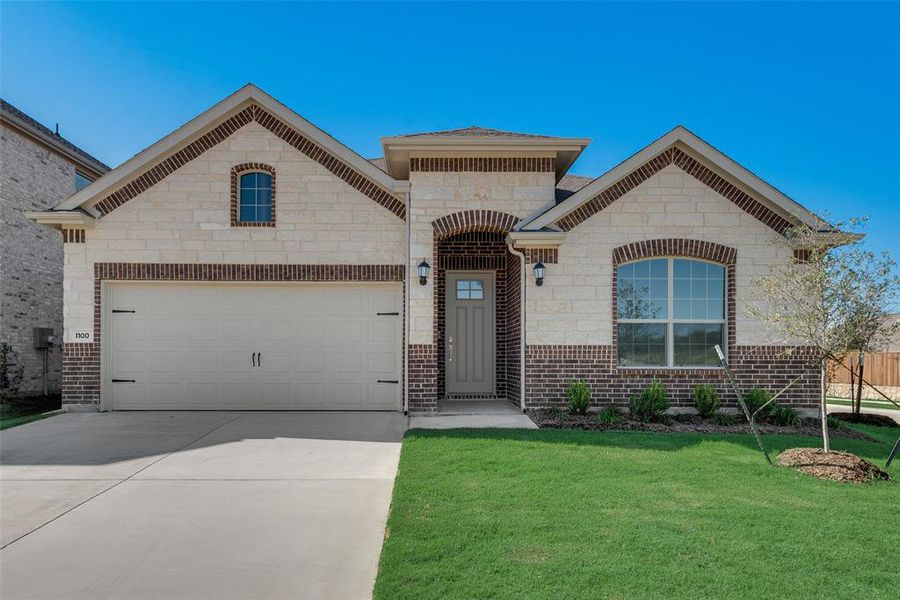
[[61, 122, 406, 408], [406, 164, 555, 412], [0, 123, 72, 395], [523, 162, 819, 408]]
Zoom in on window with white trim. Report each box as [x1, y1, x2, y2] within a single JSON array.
[[617, 258, 726, 367]]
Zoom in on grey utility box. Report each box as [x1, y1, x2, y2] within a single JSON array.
[[33, 327, 55, 349]]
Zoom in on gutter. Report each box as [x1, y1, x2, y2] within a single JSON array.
[[506, 240, 528, 413]]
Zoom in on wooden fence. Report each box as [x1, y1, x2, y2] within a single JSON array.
[[828, 352, 900, 388]]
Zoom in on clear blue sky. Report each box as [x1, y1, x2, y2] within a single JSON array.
[[2, 1, 898, 263]]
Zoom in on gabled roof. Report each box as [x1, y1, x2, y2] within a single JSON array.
[[1, 99, 109, 176], [52, 84, 408, 218], [517, 126, 835, 235], [397, 126, 562, 139]]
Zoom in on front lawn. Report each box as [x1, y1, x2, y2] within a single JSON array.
[[0, 395, 60, 430], [375, 425, 899, 599]]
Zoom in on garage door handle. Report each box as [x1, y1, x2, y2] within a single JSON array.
[[112, 379, 136, 383], [257, 352, 262, 367], [112, 309, 136, 314], [377, 312, 400, 316], [378, 380, 399, 384], [252, 352, 256, 367]]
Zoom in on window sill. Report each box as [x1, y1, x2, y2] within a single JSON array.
[[231, 221, 276, 228]]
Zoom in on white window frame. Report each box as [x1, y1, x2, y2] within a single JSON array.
[[617, 257, 727, 369]]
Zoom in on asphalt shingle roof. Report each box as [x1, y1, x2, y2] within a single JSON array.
[[1, 99, 110, 173], [396, 126, 561, 139]]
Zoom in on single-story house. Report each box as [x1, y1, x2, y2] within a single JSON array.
[[28, 84, 833, 414]]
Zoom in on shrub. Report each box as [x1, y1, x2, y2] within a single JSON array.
[[712, 411, 737, 426], [566, 380, 591, 415], [596, 406, 623, 425], [629, 381, 669, 422], [692, 384, 720, 419], [771, 405, 802, 427], [545, 405, 564, 419], [742, 388, 773, 419], [827, 415, 843, 430]]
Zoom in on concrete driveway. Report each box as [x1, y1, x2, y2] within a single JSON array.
[[0, 411, 406, 600]]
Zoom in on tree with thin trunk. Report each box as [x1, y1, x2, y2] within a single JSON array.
[[747, 218, 899, 452]]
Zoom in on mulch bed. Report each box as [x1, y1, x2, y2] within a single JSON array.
[[777, 448, 890, 483], [829, 412, 898, 428], [531, 411, 875, 441]]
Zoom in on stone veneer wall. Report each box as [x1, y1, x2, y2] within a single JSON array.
[[60, 123, 406, 408], [0, 123, 74, 394]]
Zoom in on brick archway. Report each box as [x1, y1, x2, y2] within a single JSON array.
[[431, 210, 520, 240]]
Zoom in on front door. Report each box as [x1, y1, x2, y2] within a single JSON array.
[[446, 271, 496, 396]]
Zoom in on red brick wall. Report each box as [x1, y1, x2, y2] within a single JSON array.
[[433, 232, 512, 401], [524, 344, 821, 409], [505, 251, 523, 407]]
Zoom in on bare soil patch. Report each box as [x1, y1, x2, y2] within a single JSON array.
[[777, 448, 890, 483], [829, 412, 897, 427], [531, 411, 875, 441]]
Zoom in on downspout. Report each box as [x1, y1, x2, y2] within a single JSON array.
[[506, 240, 527, 413], [403, 190, 411, 415]]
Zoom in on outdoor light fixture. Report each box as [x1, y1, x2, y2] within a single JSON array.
[[533, 261, 545, 286], [417, 260, 430, 286]]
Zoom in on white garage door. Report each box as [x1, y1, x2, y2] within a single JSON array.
[[106, 283, 401, 411]]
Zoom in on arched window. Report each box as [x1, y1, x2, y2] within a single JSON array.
[[238, 171, 273, 223], [617, 258, 726, 367]]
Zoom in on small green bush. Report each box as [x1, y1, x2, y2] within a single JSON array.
[[629, 381, 669, 422], [771, 405, 802, 427], [545, 405, 564, 419], [827, 415, 843, 430], [596, 406, 623, 425], [566, 380, 591, 415], [712, 411, 737, 426], [742, 388, 773, 419], [692, 384, 720, 419]]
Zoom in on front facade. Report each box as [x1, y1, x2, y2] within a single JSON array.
[[29, 85, 828, 413], [1, 100, 108, 395]]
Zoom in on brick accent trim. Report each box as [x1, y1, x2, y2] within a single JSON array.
[[611, 239, 737, 373], [556, 146, 795, 234], [230, 163, 276, 227], [62, 229, 85, 243], [793, 248, 812, 263], [612, 239, 737, 266], [93, 104, 405, 219], [410, 156, 554, 173], [524, 248, 558, 264], [61, 262, 405, 408], [432, 210, 520, 240]]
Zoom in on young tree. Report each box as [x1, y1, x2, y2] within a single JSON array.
[[747, 218, 900, 452]]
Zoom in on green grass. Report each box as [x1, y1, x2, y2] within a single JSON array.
[[0, 395, 60, 430], [375, 425, 899, 599], [828, 397, 899, 411]]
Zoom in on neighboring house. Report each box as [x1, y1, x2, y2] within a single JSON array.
[[28, 85, 836, 413], [1, 100, 108, 395]]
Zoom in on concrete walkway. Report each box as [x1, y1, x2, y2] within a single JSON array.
[[410, 400, 538, 429], [0, 411, 406, 600]]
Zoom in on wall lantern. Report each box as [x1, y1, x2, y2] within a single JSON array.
[[417, 260, 431, 286], [533, 261, 546, 286]]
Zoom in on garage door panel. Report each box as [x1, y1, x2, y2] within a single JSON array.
[[333, 352, 363, 374], [108, 283, 400, 410], [189, 319, 221, 342]]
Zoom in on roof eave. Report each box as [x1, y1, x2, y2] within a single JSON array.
[[25, 210, 97, 230], [0, 112, 108, 177]]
